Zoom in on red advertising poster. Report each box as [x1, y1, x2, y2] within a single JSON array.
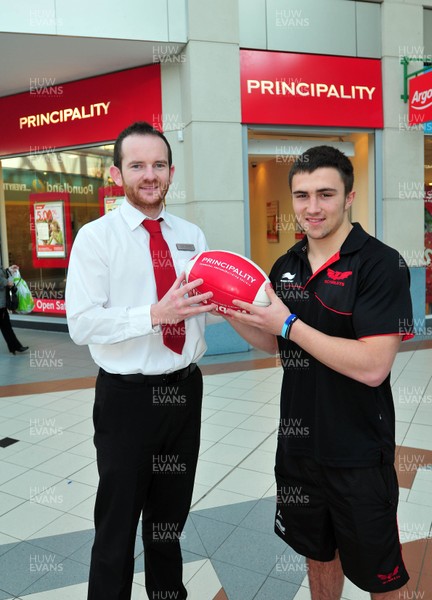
[[34, 201, 66, 259], [98, 185, 125, 216], [409, 70, 432, 125], [266, 201, 279, 243], [240, 50, 383, 128], [30, 192, 72, 268], [0, 64, 162, 157]]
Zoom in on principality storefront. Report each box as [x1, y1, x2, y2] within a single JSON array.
[[0, 65, 161, 326], [239, 50, 384, 276], [1, 49, 429, 331]]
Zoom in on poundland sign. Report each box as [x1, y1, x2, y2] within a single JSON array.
[[240, 50, 383, 128], [409, 70, 432, 125]]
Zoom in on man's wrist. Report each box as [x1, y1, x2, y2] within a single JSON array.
[[150, 304, 162, 330]]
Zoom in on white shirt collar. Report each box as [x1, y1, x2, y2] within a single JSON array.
[[120, 199, 172, 230]]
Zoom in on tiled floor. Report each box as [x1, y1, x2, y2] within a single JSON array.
[[0, 330, 431, 599]]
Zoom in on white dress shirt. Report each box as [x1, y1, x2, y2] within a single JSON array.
[[66, 199, 208, 374]]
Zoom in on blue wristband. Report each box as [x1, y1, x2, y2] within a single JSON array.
[[281, 314, 298, 339]]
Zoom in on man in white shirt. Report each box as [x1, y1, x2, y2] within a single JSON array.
[[66, 121, 216, 600]]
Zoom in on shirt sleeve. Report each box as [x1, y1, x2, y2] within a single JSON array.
[[352, 250, 414, 341], [65, 225, 154, 346]]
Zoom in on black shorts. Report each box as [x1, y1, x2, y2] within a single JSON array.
[[274, 456, 409, 593]]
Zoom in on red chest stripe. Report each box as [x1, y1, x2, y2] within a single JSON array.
[[314, 292, 353, 316]]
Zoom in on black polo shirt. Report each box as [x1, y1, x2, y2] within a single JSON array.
[[270, 223, 413, 468]]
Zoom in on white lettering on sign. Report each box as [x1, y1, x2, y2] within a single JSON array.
[[246, 80, 376, 100], [411, 88, 432, 110], [19, 102, 111, 129], [46, 182, 94, 195], [201, 257, 257, 284]]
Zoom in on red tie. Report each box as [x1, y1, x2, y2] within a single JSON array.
[[143, 218, 185, 354]]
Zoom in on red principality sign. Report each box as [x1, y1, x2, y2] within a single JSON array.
[[0, 64, 162, 157], [240, 50, 383, 128]]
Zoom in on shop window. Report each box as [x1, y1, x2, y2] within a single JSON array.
[[248, 130, 374, 275], [1, 145, 114, 318]]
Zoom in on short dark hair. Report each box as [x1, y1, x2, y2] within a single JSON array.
[[113, 121, 172, 170], [288, 145, 354, 196]]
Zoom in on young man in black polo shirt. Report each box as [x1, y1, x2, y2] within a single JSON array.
[[227, 146, 413, 599]]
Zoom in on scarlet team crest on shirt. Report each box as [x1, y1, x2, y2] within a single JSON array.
[[327, 269, 352, 280], [324, 268, 353, 287]]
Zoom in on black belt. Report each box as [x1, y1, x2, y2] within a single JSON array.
[[100, 363, 197, 385]]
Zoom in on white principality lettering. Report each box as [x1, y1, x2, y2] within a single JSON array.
[[246, 80, 375, 100], [201, 257, 257, 284], [19, 101, 111, 129]]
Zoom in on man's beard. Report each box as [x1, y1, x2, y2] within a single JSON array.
[[123, 182, 168, 211]]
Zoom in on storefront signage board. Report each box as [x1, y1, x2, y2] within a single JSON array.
[[0, 64, 162, 157], [409, 70, 432, 125], [240, 50, 383, 128]]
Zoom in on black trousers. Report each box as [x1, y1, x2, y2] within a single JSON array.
[[0, 307, 23, 352], [88, 366, 203, 600]]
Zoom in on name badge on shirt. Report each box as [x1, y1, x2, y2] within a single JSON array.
[[176, 244, 195, 251]]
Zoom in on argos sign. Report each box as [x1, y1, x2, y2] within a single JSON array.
[[240, 50, 383, 128], [409, 70, 432, 125]]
